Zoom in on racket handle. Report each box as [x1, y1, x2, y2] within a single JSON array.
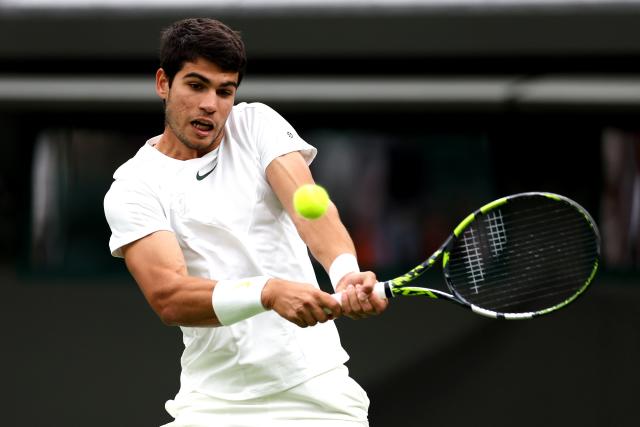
[[373, 282, 388, 299], [330, 282, 388, 306]]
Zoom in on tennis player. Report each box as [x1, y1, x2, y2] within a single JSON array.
[[103, 18, 387, 426]]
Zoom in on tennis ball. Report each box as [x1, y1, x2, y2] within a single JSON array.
[[293, 184, 330, 219]]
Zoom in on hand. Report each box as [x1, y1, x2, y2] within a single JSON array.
[[336, 271, 388, 320], [261, 278, 343, 328]]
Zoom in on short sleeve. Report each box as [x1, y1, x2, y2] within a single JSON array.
[[250, 103, 317, 170], [103, 179, 173, 258]]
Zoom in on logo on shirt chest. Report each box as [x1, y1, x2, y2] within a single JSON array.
[[196, 160, 218, 181]]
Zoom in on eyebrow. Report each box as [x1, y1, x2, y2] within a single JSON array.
[[183, 72, 238, 88]]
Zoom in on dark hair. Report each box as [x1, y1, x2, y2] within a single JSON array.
[[159, 18, 247, 86]]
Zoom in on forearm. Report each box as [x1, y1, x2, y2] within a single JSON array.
[[153, 275, 342, 329], [293, 202, 356, 271], [121, 230, 336, 328]]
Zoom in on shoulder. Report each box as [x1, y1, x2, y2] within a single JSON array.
[[110, 138, 172, 191], [230, 102, 286, 125], [233, 101, 277, 115], [104, 177, 170, 259], [105, 142, 163, 212], [228, 103, 316, 169], [112, 141, 157, 180], [105, 175, 155, 205], [104, 176, 161, 229]]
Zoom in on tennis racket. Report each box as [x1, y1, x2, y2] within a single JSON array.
[[334, 192, 600, 319]]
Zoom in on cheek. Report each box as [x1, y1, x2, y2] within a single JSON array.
[[165, 98, 188, 121], [220, 100, 235, 117], [167, 90, 193, 113]]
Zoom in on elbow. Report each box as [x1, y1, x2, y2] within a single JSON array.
[[149, 284, 181, 326], [158, 304, 181, 326]]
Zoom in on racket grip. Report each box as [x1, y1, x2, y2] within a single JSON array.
[[330, 282, 388, 306], [373, 282, 388, 299]]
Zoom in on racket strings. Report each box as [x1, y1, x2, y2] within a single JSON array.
[[482, 209, 589, 236], [486, 211, 507, 257], [452, 233, 597, 276], [447, 200, 598, 313], [459, 228, 486, 292], [452, 241, 595, 310], [481, 277, 590, 312], [449, 251, 597, 293], [456, 210, 591, 255], [454, 262, 594, 310], [451, 262, 593, 312], [488, 203, 578, 223], [451, 218, 595, 282]]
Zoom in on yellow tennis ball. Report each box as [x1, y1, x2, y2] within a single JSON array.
[[293, 184, 330, 219]]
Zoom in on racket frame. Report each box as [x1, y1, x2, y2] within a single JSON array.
[[377, 192, 600, 319]]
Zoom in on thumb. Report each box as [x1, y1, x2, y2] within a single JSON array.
[[355, 284, 371, 302]]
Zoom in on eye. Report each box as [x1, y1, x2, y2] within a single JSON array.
[[217, 89, 234, 97], [188, 82, 204, 91]]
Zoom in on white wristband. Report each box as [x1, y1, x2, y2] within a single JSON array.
[[212, 276, 270, 326], [329, 253, 360, 290]]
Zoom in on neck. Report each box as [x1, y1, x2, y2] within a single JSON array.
[[155, 128, 222, 160]]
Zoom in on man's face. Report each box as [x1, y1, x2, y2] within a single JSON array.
[[156, 57, 239, 155]]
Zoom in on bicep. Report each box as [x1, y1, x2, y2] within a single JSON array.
[[266, 151, 317, 218]]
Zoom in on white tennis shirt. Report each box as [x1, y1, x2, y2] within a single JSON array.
[[104, 102, 349, 400]]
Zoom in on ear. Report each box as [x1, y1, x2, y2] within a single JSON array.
[[155, 68, 170, 100]]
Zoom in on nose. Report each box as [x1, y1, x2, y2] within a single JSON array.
[[199, 91, 218, 114]]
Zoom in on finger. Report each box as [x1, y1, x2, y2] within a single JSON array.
[[322, 310, 336, 321], [345, 285, 366, 319], [321, 306, 339, 320], [308, 293, 334, 323], [339, 286, 355, 318], [339, 288, 353, 317], [369, 293, 389, 314], [320, 293, 343, 318], [355, 283, 369, 301], [359, 273, 378, 293], [355, 285, 375, 314], [304, 303, 322, 326], [294, 303, 318, 327], [290, 308, 309, 327], [310, 304, 332, 324], [291, 316, 308, 328]]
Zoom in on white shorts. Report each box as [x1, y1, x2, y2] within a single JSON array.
[[161, 365, 370, 427]]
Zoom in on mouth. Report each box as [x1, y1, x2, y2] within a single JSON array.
[[191, 119, 214, 136]]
